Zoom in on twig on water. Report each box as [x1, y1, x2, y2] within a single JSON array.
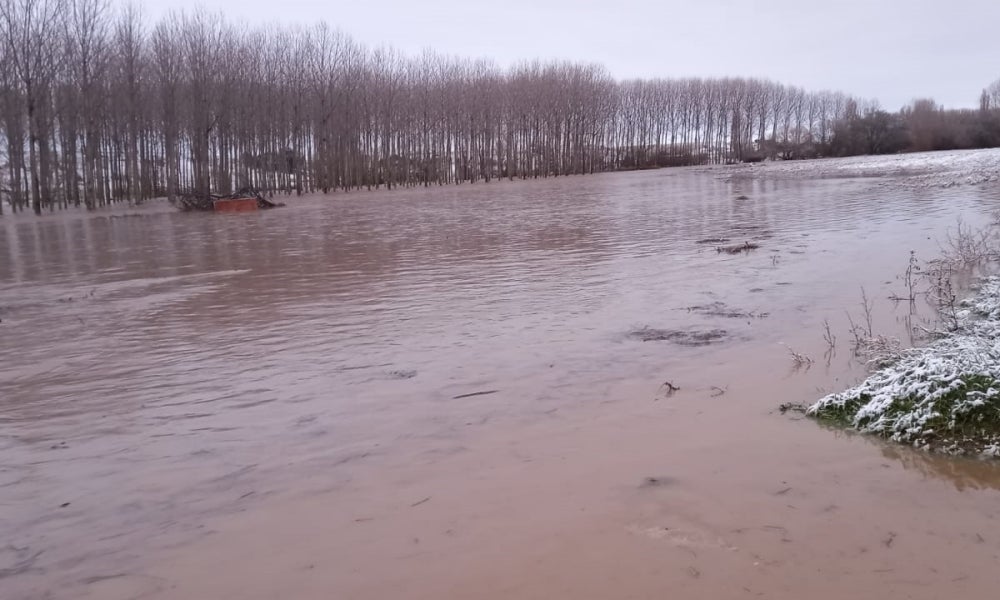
[[452, 390, 499, 400], [716, 241, 761, 255], [889, 251, 921, 304], [781, 344, 814, 370], [926, 264, 960, 332], [860, 286, 874, 338], [822, 319, 836, 350], [659, 381, 681, 397]]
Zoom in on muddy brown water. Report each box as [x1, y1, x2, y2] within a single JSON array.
[[3, 167, 1000, 599]]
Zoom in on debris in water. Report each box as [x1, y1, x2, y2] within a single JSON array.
[[640, 476, 677, 488], [659, 381, 680, 396], [778, 402, 808, 415], [628, 327, 728, 346], [782, 344, 814, 368], [686, 301, 768, 319], [452, 390, 499, 399], [387, 369, 417, 380], [716, 242, 761, 254], [175, 187, 285, 212]]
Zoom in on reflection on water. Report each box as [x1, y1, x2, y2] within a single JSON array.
[[2, 167, 1000, 598], [881, 445, 1000, 492], [812, 423, 1000, 491]]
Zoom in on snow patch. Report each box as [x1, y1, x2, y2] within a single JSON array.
[[808, 277, 1000, 456], [722, 148, 1000, 190]]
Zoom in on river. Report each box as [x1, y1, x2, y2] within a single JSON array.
[[3, 150, 1000, 599]]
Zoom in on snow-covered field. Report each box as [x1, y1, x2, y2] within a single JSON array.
[[718, 148, 1000, 189], [808, 277, 1000, 456]]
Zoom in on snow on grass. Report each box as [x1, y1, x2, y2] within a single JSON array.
[[808, 277, 1000, 457], [721, 148, 1000, 189]]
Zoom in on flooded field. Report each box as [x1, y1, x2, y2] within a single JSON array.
[[4, 150, 1000, 599]]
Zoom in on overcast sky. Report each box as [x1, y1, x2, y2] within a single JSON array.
[[146, 0, 1000, 111]]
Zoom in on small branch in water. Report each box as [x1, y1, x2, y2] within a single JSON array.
[[410, 497, 431, 507], [452, 390, 498, 400], [781, 344, 814, 368], [860, 287, 874, 338], [925, 263, 960, 332], [716, 241, 761, 255], [658, 381, 681, 397], [822, 319, 836, 350], [888, 251, 921, 302], [778, 402, 808, 415]]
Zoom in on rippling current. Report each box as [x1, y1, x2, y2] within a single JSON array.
[[3, 159, 1000, 599]]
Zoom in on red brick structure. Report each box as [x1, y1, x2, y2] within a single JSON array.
[[213, 197, 259, 213]]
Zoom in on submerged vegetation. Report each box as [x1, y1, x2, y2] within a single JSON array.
[[627, 326, 728, 346]]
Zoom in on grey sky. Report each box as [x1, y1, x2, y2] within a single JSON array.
[[148, 0, 1000, 111]]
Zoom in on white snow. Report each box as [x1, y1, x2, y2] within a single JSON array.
[[718, 148, 1000, 190]]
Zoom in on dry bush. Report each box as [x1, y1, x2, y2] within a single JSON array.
[[853, 334, 904, 368], [940, 217, 1000, 267]]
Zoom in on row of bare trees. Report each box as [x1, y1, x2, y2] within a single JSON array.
[[1, 1, 866, 213]]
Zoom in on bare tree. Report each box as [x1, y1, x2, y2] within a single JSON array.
[[0, 5, 915, 214], [0, 0, 67, 213]]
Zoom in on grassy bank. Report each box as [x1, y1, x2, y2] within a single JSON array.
[[808, 277, 1000, 457]]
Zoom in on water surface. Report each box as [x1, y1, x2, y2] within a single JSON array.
[[3, 160, 1000, 599]]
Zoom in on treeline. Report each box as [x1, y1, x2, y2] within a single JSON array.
[[827, 94, 1000, 157], [0, 0, 869, 214], [2, 2, 998, 215], [817, 78, 1000, 157]]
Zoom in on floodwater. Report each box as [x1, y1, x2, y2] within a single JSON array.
[[3, 157, 1000, 599]]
